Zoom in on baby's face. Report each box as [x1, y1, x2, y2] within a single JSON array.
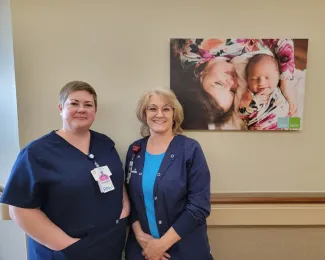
[[247, 58, 280, 95]]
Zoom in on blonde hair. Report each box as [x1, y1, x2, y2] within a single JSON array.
[[136, 88, 184, 137]]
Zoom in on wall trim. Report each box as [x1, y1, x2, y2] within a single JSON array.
[[210, 193, 325, 204], [207, 204, 325, 226]]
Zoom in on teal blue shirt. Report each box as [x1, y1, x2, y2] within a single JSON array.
[[142, 151, 165, 238]]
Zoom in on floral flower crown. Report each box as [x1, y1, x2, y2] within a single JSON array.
[[175, 38, 230, 79]]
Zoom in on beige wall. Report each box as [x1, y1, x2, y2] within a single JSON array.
[[7, 1, 325, 259], [10, 0, 325, 193]]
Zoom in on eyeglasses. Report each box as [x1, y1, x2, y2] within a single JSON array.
[[146, 105, 174, 115]]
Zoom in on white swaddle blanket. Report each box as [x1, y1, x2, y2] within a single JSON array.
[[213, 50, 306, 130]]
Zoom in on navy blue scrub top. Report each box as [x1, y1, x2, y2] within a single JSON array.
[[0, 130, 126, 260], [125, 135, 214, 260]]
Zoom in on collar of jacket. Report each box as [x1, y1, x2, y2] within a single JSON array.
[[134, 135, 185, 190]]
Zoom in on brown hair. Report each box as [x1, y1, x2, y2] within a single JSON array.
[[198, 60, 235, 126], [198, 84, 234, 125], [59, 81, 97, 109]]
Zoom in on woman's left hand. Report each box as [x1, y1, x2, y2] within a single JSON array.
[[119, 198, 130, 219], [120, 186, 130, 219], [119, 206, 129, 219], [142, 239, 168, 260]]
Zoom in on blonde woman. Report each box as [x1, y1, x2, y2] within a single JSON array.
[[125, 88, 213, 260]]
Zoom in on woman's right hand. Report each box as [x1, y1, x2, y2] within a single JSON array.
[[135, 231, 171, 260], [57, 237, 81, 251], [8, 206, 82, 251], [135, 230, 153, 250], [67, 237, 81, 246], [132, 222, 170, 260]]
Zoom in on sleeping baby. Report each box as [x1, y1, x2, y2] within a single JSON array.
[[239, 54, 289, 130]]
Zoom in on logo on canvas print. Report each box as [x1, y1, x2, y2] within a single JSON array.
[[277, 117, 301, 129]]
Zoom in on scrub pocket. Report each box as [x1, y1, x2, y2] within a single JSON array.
[[53, 217, 127, 260], [52, 226, 93, 260]]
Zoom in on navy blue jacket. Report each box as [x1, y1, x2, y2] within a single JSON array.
[[125, 135, 213, 260]]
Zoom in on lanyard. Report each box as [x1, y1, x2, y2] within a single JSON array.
[[126, 154, 136, 184], [88, 153, 105, 175]]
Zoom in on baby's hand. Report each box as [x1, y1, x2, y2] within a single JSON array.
[[280, 80, 298, 116], [287, 98, 298, 116], [240, 91, 253, 108]]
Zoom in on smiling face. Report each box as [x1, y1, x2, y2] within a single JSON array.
[[200, 59, 238, 112], [59, 90, 96, 132], [246, 54, 280, 95], [146, 94, 174, 136]]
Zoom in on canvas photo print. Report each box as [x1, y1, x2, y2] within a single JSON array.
[[170, 38, 308, 131]]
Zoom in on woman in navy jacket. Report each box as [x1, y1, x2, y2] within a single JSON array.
[[125, 88, 213, 260], [1, 81, 129, 260]]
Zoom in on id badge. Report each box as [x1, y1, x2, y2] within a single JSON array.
[[91, 166, 112, 181], [98, 174, 115, 193]]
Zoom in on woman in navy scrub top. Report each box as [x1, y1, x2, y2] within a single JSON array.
[[125, 89, 213, 260], [0, 81, 129, 260]]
